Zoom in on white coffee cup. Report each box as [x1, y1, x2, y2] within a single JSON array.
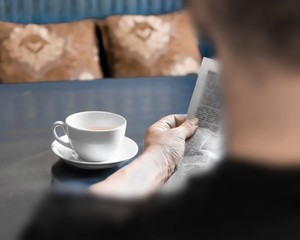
[[52, 111, 126, 162]]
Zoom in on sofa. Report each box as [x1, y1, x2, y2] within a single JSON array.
[[0, 0, 214, 83], [0, 0, 184, 23]]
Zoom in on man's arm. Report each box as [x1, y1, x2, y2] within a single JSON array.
[[89, 115, 199, 198], [22, 115, 199, 240]]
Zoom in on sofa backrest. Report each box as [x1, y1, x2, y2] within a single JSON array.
[[0, 0, 184, 23]]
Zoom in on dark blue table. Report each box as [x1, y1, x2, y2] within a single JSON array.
[[0, 75, 196, 237]]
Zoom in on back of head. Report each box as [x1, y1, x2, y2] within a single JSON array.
[[190, 0, 300, 69]]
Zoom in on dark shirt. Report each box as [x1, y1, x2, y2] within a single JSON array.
[[22, 157, 300, 240]]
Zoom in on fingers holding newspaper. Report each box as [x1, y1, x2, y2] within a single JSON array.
[[144, 114, 199, 165]]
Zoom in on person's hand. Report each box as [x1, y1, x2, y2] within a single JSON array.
[[89, 115, 198, 197], [144, 115, 199, 175]]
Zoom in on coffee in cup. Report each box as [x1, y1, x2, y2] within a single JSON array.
[[87, 126, 116, 131]]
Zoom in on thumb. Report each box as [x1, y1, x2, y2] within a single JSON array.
[[176, 118, 199, 139]]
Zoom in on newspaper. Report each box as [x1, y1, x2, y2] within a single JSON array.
[[165, 58, 223, 189]]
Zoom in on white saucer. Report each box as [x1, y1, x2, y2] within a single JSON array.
[[51, 135, 139, 170]]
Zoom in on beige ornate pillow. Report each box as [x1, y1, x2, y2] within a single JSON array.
[[0, 20, 103, 83], [99, 11, 201, 78]]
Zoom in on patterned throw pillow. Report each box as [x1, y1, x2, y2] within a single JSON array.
[[0, 20, 103, 83], [99, 11, 201, 78]]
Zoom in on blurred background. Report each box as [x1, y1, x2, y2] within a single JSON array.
[[0, 0, 215, 84], [0, 1, 213, 238]]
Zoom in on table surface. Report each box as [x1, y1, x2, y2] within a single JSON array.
[[0, 75, 197, 238]]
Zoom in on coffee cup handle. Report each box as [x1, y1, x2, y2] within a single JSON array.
[[52, 121, 72, 148]]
